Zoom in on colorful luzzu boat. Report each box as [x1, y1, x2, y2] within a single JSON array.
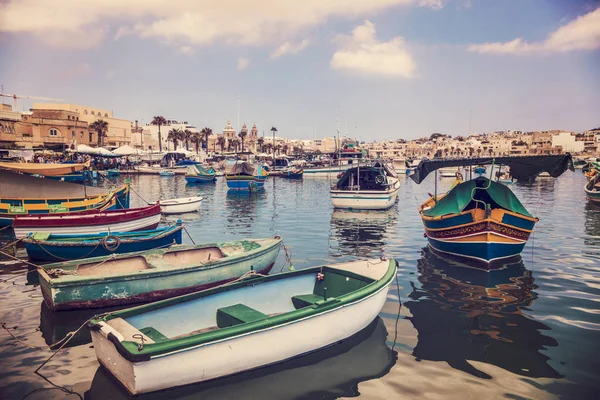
[[225, 161, 268, 191], [418, 176, 537, 266], [0, 170, 129, 228], [410, 155, 573, 269], [185, 165, 217, 183]]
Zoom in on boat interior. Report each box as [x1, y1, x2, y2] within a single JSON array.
[[107, 267, 376, 345], [335, 167, 392, 191]]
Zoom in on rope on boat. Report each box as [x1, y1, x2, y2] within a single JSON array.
[[183, 225, 196, 245], [0, 224, 12, 233], [391, 264, 403, 353], [101, 236, 120, 251], [279, 243, 294, 272]]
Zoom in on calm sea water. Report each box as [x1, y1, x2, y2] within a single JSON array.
[[0, 170, 598, 399]]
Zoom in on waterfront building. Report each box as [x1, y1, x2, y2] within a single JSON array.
[[551, 131, 584, 153], [0, 104, 95, 149], [143, 119, 198, 152], [33, 103, 132, 147]]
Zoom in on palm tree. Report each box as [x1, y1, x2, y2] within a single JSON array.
[[257, 137, 264, 153], [265, 143, 273, 154], [167, 128, 182, 150], [191, 132, 202, 154], [152, 116, 167, 152], [238, 130, 247, 152], [282, 144, 289, 155], [275, 144, 282, 155], [201, 127, 213, 154], [270, 127, 278, 159], [89, 119, 109, 147], [183, 129, 193, 151], [217, 136, 226, 153]]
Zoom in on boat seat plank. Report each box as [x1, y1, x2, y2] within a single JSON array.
[[291, 294, 324, 309], [107, 318, 155, 344], [139, 327, 169, 342], [216, 303, 268, 328]]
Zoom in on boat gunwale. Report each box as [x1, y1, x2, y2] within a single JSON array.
[[419, 201, 539, 224], [13, 204, 159, 226], [159, 197, 203, 207], [88, 258, 396, 362], [0, 184, 128, 202], [23, 224, 183, 247], [40, 237, 283, 286]]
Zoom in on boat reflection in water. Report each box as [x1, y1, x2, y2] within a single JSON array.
[[405, 249, 561, 379], [329, 209, 396, 257], [584, 202, 600, 258], [85, 317, 396, 399]]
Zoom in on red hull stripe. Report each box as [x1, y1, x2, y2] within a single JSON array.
[[13, 204, 160, 228]]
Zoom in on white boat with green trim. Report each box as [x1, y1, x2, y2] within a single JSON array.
[[87, 258, 396, 395], [331, 162, 400, 210], [39, 237, 282, 311]]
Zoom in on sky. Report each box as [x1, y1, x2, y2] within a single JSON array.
[[0, 0, 599, 141]]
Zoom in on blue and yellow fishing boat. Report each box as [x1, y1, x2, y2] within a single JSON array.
[[411, 155, 573, 268], [185, 164, 216, 183], [0, 169, 130, 228], [225, 161, 268, 191]]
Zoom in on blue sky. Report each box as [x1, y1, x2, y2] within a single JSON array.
[[0, 0, 599, 141]]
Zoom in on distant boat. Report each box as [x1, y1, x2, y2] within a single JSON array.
[[392, 158, 408, 174], [86, 258, 394, 394], [23, 223, 183, 262], [0, 170, 130, 228], [438, 167, 460, 178], [12, 204, 160, 239], [159, 196, 203, 214], [39, 236, 283, 310], [185, 165, 216, 183], [331, 162, 400, 210], [538, 171, 552, 178], [226, 161, 268, 191], [107, 169, 121, 177], [280, 166, 303, 179], [159, 170, 175, 177]]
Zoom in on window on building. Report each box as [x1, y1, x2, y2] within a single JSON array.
[[89, 132, 93, 142], [91, 111, 95, 115], [72, 131, 75, 137], [104, 113, 108, 117], [49, 128, 59, 136], [84, 110, 88, 115], [81, 131, 84, 138]]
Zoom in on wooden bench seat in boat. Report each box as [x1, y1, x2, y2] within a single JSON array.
[[107, 318, 155, 345], [216, 303, 268, 328], [292, 294, 325, 309]]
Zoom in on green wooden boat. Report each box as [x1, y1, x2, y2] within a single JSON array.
[[87, 258, 395, 394], [38, 236, 282, 311]]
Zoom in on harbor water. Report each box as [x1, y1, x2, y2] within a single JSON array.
[[0, 170, 598, 399]]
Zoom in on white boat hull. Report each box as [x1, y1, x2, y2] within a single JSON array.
[[160, 197, 203, 214], [13, 214, 161, 238], [302, 164, 354, 177], [90, 275, 391, 395], [331, 179, 400, 210]]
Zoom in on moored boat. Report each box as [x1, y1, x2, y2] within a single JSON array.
[[280, 166, 303, 179], [39, 236, 283, 310], [159, 196, 203, 214], [438, 167, 460, 178], [23, 223, 183, 262], [0, 170, 130, 228], [107, 169, 121, 177], [159, 170, 175, 177], [585, 173, 600, 203], [185, 165, 217, 183], [331, 162, 399, 210], [12, 204, 160, 239], [225, 161, 268, 191], [86, 257, 394, 394], [410, 155, 574, 268]]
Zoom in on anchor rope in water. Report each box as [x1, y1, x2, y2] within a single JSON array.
[[279, 242, 294, 272]]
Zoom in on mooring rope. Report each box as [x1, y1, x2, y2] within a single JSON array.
[[279, 243, 294, 272]]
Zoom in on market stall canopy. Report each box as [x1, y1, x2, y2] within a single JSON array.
[[0, 161, 90, 176], [409, 154, 574, 184], [113, 144, 145, 156], [68, 144, 118, 157]]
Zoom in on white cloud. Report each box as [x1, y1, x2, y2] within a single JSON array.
[[418, 0, 444, 10], [237, 57, 250, 70], [469, 7, 600, 54], [330, 20, 416, 77], [179, 46, 193, 54], [0, 0, 441, 50], [270, 40, 310, 59]]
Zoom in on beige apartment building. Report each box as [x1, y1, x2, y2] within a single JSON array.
[[33, 103, 132, 147]]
